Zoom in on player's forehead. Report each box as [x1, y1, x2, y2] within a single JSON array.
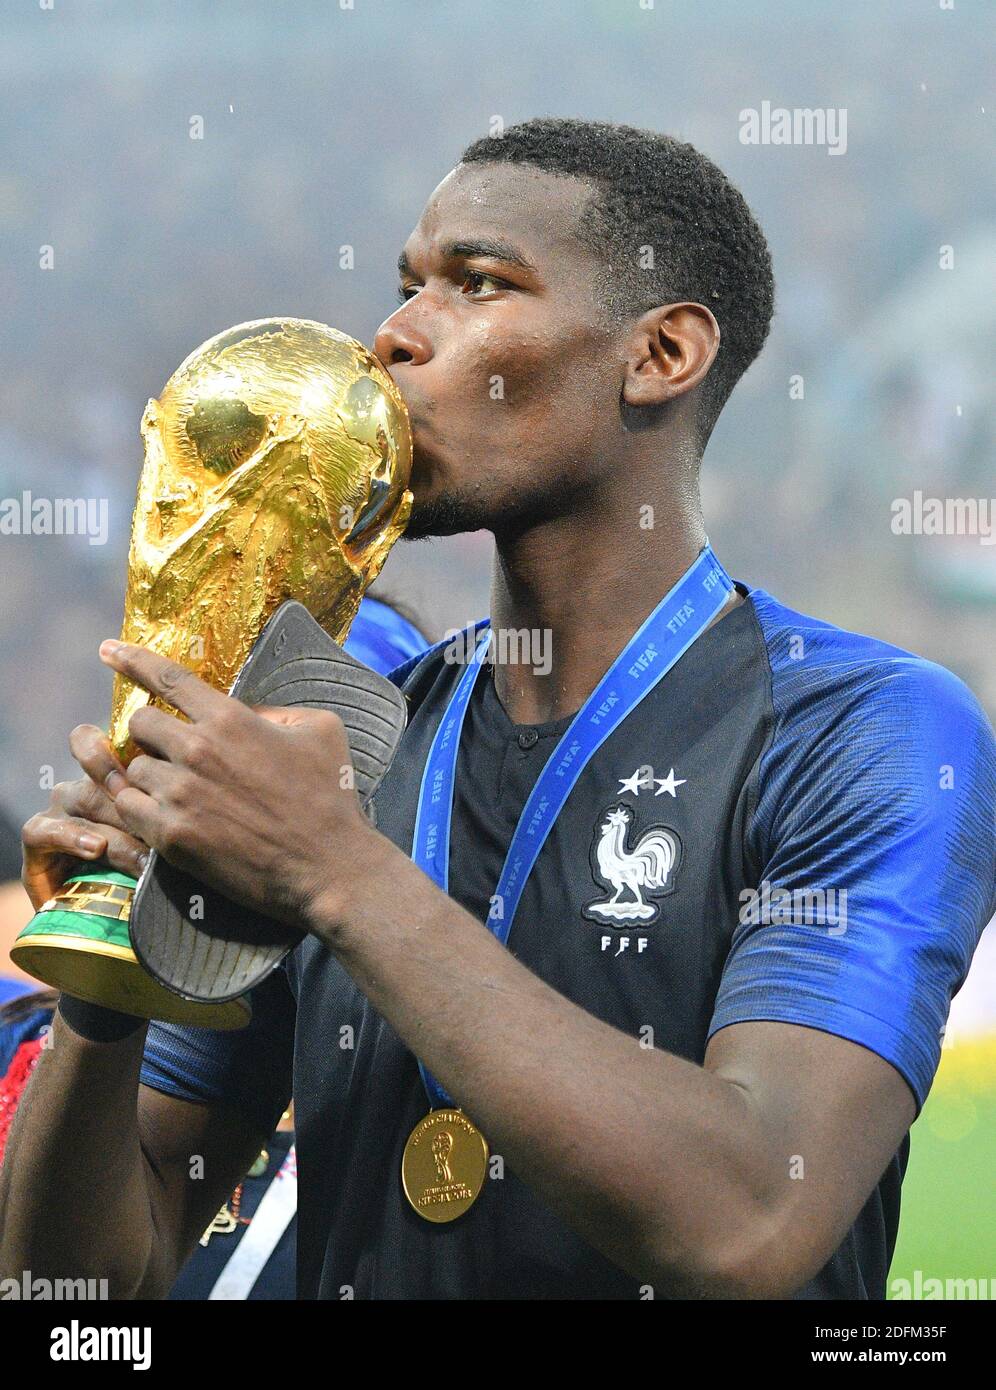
[[399, 161, 599, 279]]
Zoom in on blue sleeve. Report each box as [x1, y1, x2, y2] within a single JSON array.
[[140, 962, 295, 1135], [345, 597, 429, 674], [708, 651, 996, 1113]]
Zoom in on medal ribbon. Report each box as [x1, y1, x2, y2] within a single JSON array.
[[410, 543, 733, 1108]]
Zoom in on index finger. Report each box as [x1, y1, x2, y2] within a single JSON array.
[[69, 722, 129, 799], [98, 639, 229, 722]]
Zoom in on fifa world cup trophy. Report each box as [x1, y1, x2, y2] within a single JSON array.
[[12, 319, 413, 1027]]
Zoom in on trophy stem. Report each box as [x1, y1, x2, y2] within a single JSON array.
[[11, 871, 250, 1030]]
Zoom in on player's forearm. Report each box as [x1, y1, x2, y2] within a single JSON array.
[[0, 1013, 161, 1298], [315, 834, 793, 1297]]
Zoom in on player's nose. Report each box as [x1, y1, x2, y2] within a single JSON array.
[[373, 308, 433, 368]]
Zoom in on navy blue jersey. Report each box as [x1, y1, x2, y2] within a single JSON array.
[[141, 583, 996, 1299]]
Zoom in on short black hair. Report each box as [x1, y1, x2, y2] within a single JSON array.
[[461, 117, 775, 434]]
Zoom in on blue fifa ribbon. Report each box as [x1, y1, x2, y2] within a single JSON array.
[[410, 543, 734, 1108]]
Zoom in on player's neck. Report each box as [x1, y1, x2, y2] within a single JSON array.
[[488, 489, 708, 726]]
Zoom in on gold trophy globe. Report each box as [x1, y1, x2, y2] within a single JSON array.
[[12, 318, 413, 1027]]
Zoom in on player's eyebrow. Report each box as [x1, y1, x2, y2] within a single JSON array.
[[440, 238, 536, 271], [397, 238, 536, 278]]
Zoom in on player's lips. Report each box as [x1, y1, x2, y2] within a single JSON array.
[[373, 363, 440, 477], [376, 356, 419, 418], [405, 417, 437, 491], [403, 406, 441, 462], [407, 412, 433, 439]]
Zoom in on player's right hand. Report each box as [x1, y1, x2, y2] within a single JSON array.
[[20, 725, 149, 911]]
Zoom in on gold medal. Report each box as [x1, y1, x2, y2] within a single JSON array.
[[401, 1109, 489, 1223]]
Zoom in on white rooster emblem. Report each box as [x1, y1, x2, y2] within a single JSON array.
[[584, 805, 681, 925]]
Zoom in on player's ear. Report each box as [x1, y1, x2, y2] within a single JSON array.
[[621, 303, 720, 408]]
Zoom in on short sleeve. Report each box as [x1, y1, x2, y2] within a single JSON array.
[[344, 596, 429, 674], [708, 656, 996, 1112], [140, 961, 295, 1135]]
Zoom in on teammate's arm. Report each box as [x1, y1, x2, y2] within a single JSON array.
[[0, 774, 275, 1298]]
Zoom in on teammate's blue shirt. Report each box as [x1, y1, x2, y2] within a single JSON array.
[[338, 594, 428, 675]]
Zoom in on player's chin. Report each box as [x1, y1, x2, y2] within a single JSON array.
[[402, 488, 494, 540]]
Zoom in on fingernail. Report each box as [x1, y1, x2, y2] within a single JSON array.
[[105, 769, 128, 796], [136, 851, 150, 873], [78, 832, 104, 852], [99, 639, 123, 658]]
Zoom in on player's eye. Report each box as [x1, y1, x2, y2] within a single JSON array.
[[396, 283, 420, 304], [460, 269, 506, 298]]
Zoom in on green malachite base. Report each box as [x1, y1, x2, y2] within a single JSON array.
[[12, 871, 250, 1030]]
